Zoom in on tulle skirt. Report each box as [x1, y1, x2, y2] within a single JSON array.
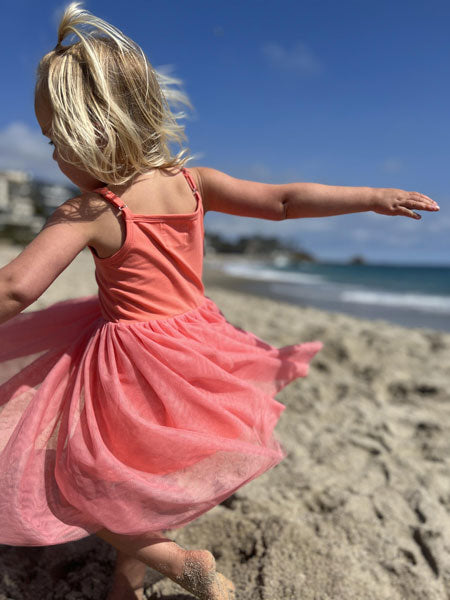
[[0, 295, 321, 546]]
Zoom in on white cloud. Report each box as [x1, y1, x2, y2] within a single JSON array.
[[0, 121, 67, 183], [222, 160, 328, 185], [245, 163, 273, 181], [262, 42, 322, 75], [422, 213, 450, 233], [380, 158, 403, 174], [204, 211, 334, 240], [350, 228, 375, 242]]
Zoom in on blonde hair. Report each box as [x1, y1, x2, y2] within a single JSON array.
[[35, 2, 191, 185]]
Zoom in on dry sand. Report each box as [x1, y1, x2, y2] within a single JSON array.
[[1, 245, 450, 599]]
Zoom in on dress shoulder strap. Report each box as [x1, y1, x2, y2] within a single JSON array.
[[181, 167, 198, 194], [181, 167, 203, 212], [94, 187, 128, 212]]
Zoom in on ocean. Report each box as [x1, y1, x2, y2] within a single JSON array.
[[206, 257, 450, 332]]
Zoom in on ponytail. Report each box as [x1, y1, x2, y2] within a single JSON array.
[[36, 2, 192, 185], [56, 2, 128, 48]]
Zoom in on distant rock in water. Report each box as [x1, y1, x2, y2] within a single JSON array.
[[349, 255, 366, 265], [204, 232, 316, 263]]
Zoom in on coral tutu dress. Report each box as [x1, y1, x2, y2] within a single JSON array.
[[0, 168, 321, 546]]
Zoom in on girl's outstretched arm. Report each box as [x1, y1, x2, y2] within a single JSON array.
[[0, 197, 97, 325], [193, 167, 439, 220]]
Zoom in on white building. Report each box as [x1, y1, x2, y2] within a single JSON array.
[[0, 170, 44, 233], [0, 171, 74, 237], [39, 184, 72, 216]]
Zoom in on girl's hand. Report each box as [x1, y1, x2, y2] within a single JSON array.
[[372, 189, 440, 220]]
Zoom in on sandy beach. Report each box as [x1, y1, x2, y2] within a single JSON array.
[[1, 244, 450, 599]]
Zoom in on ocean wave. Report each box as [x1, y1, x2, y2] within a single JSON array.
[[210, 259, 450, 317], [220, 262, 326, 285], [340, 290, 450, 314]]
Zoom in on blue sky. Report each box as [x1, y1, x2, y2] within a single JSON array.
[[0, 0, 449, 264]]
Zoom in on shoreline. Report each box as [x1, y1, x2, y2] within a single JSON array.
[[203, 254, 450, 333]]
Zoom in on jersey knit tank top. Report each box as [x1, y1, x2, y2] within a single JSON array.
[[89, 168, 205, 322]]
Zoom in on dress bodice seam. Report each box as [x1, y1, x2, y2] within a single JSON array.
[[100, 296, 210, 325]]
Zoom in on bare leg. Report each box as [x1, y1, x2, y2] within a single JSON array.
[[106, 549, 147, 600], [96, 528, 235, 600]]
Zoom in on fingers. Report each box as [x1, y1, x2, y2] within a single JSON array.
[[396, 206, 421, 219], [405, 192, 440, 211], [375, 189, 439, 219], [393, 191, 440, 218], [403, 200, 438, 213]]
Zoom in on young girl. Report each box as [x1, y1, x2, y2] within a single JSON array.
[[0, 3, 439, 600]]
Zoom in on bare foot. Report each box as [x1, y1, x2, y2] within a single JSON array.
[[172, 549, 236, 600]]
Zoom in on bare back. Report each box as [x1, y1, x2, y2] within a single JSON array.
[[89, 168, 199, 259]]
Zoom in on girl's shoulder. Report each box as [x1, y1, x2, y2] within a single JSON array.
[[48, 191, 125, 260], [48, 191, 113, 229], [46, 191, 117, 253]]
